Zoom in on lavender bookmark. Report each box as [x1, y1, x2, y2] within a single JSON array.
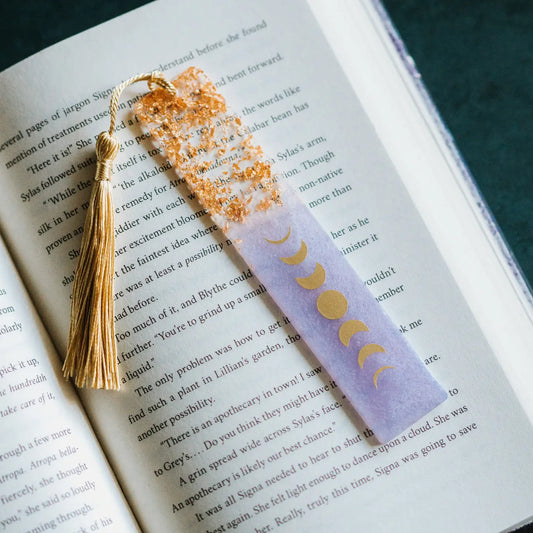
[[136, 67, 447, 443]]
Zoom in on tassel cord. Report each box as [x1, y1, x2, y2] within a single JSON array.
[[108, 72, 176, 135]]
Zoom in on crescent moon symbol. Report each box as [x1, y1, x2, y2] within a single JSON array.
[[296, 263, 326, 290], [280, 240, 307, 265], [373, 366, 395, 388], [265, 226, 291, 244], [338, 319, 369, 347], [358, 343, 386, 369]]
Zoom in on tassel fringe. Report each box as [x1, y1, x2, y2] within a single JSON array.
[[63, 132, 120, 389]]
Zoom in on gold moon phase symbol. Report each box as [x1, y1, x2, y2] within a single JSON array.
[[373, 366, 394, 388], [358, 343, 386, 368], [317, 290, 348, 320], [265, 227, 291, 244], [280, 240, 307, 265], [296, 263, 326, 290], [338, 320, 369, 347]]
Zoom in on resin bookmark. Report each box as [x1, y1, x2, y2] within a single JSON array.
[[135, 67, 447, 442]]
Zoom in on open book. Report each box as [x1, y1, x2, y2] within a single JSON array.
[[0, 1, 532, 531]]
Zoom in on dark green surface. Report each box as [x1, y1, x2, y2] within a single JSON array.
[[0, 2, 531, 531], [0, 1, 531, 289], [382, 0, 532, 289]]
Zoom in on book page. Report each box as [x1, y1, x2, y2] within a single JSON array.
[[0, 238, 140, 532], [0, 1, 532, 532]]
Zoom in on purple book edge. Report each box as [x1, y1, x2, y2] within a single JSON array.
[[371, 0, 533, 311]]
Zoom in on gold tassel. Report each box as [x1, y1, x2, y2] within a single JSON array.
[[63, 132, 120, 389], [63, 72, 175, 389]]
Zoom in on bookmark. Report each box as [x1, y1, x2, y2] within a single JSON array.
[[65, 68, 446, 442]]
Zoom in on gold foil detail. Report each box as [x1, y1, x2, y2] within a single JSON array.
[[296, 263, 326, 290], [373, 366, 395, 388], [338, 319, 369, 347], [316, 290, 348, 320], [358, 343, 386, 369], [265, 227, 291, 244], [280, 241, 308, 265]]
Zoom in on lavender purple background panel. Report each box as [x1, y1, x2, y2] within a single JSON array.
[[228, 189, 447, 443]]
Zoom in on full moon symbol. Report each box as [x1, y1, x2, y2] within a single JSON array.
[[296, 263, 326, 290], [316, 290, 348, 320]]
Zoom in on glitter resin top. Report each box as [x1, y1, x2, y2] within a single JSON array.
[[136, 67, 281, 229]]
